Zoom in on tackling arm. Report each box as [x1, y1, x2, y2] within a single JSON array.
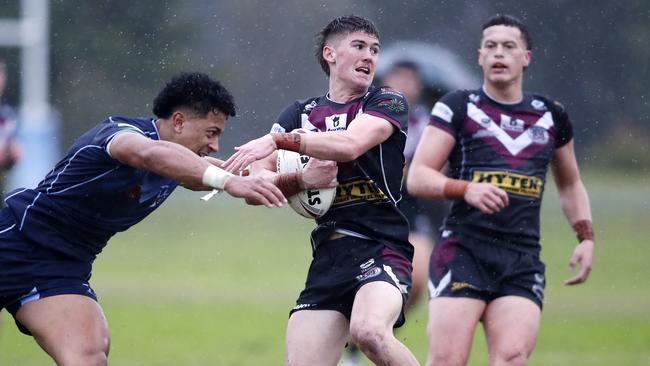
[[109, 133, 286, 207]]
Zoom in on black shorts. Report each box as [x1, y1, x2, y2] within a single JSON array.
[[428, 230, 546, 309], [291, 235, 413, 327], [399, 190, 448, 236], [0, 209, 97, 335]]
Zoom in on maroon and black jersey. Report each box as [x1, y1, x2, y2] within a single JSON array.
[[430, 87, 573, 253], [271, 86, 410, 251]]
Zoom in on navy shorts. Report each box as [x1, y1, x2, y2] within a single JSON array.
[[291, 235, 413, 327], [0, 209, 97, 335], [428, 230, 546, 309]]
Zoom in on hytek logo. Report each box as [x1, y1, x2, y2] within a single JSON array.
[[325, 114, 347, 131], [451, 282, 476, 291], [471, 170, 543, 198], [333, 179, 388, 205]]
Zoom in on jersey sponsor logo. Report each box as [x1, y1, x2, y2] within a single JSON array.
[[304, 100, 318, 112], [332, 179, 388, 205], [378, 98, 405, 113], [471, 170, 543, 198], [531, 99, 547, 111], [325, 113, 347, 131], [432, 101, 454, 123], [360, 258, 375, 269], [356, 266, 382, 281], [451, 282, 478, 291], [500, 114, 525, 132], [467, 103, 554, 156]]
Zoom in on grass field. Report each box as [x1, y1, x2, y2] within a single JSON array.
[[1, 172, 649, 365]]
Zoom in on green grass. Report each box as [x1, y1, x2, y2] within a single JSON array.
[[1, 171, 649, 365]]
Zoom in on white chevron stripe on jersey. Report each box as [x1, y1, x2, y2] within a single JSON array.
[[300, 113, 319, 131], [428, 270, 452, 298], [467, 103, 554, 156]]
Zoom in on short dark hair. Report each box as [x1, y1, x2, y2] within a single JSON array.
[[482, 15, 532, 50], [152, 72, 236, 119], [315, 15, 379, 76]]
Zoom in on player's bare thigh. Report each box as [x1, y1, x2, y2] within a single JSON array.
[[482, 296, 541, 366], [427, 297, 485, 366], [286, 309, 349, 366], [16, 294, 110, 366]]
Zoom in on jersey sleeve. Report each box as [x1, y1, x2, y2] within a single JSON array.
[[550, 100, 574, 148], [270, 101, 302, 133], [429, 90, 466, 138], [362, 87, 409, 131], [95, 118, 149, 157]]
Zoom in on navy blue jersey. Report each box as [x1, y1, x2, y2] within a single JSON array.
[[430, 88, 573, 252], [271, 86, 411, 250], [4, 117, 179, 261]]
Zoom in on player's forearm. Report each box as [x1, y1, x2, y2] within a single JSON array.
[[138, 141, 220, 190], [558, 179, 593, 225], [301, 131, 366, 162], [406, 163, 448, 199]]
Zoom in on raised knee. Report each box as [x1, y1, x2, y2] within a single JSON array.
[[349, 320, 388, 357]]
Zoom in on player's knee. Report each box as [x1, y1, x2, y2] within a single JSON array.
[[490, 345, 530, 366], [349, 319, 389, 358], [426, 348, 468, 366], [55, 336, 110, 366]]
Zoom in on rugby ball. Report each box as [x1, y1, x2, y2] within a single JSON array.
[[276, 149, 336, 219]]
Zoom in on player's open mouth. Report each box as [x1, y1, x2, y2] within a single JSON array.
[[492, 63, 507, 70], [355, 66, 370, 75]]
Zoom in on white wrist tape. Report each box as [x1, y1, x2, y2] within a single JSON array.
[[202, 165, 234, 190]]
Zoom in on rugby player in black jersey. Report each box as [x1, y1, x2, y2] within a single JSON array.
[[407, 15, 595, 366], [224, 15, 419, 366]]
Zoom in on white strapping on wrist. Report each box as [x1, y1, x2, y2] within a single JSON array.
[[202, 165, 234, 190]]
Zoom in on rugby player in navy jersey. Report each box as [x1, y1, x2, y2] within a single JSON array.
[[224, 15, 419, 366], [0, 72, 338, 366], [407, 15, 595, 366]]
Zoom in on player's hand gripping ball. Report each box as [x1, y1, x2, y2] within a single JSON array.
[[276, 131, 336, 219]]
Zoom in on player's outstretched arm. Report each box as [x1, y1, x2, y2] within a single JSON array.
[[408, 126, 509, 213], [551, 139, 595, 285], [109, 132, 286, 207], [223, 114, 393, 173]]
